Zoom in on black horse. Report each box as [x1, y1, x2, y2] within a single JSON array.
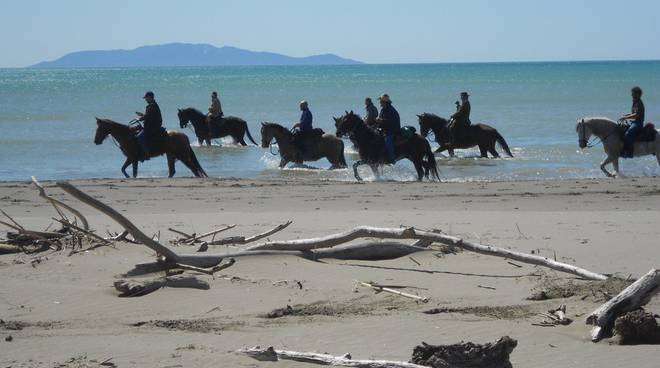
[[417, 113, 513, 158], [335, 111, 439, 181], [177, 107, 257, 146]]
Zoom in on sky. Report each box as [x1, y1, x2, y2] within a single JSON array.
[[1, 0, 659, 67]]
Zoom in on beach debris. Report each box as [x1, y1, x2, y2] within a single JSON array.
[[237, 346, 428, 368], [358, 281, 429, 303], [243, 226, 608, 281], [169, 224, 236, 244], [411, 336, 517, 368], [612, 309, 660, 345], [114, 275, 211, 297], [532, 305, 572, 327], [586, 268, 659, 342]]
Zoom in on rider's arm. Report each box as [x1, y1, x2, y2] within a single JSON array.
[[620, 113, 637, 120], [292, 122, 301, 129]]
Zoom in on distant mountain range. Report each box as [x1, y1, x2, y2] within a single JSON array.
[[29, 43, 363, 68]]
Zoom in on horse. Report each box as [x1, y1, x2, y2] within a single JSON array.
[[260, 122, 347, 169], [416, 113, 513, 158], [177, 107, 257, 146], [576, 117, 660, 177], [93, 118, 208, 178], [335, 111, 440, 182]]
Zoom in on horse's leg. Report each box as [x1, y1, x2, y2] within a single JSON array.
[[488, 144, 500, 158], [478, 145, 488, 158], [206, 139, 212, 147], [448, 147, 456, 157], [279, 158, 288, 168], [371, 164, 381, 181], [198, 137, 204, 146], [413, 160, 424, 181], [352, 160, 364, 181], [121, 159, 131, 178], [167, 153, 176, 178], [612, 158, 622, 177], [600, 156, 615, 178], [132, 162, 138, 178]]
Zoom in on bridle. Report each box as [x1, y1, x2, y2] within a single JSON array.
[[579, 119, 616, 148]]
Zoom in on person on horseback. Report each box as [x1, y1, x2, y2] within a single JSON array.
[[619, 86, 645, 158], [449, 91, 471, 145], [208, 91, 223, 120], [365, 97, 379, 126], [135, 91, 163, 160], [376, 94, 400, 163], [291, 100, 314, 156]]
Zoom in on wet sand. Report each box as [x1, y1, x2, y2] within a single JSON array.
[[1, 177, 659, 367]]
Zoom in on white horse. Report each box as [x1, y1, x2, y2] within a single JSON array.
[[576, 117, 660, 177]]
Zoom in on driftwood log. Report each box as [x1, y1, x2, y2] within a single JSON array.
[[411, 336, 517, 368], [244, 226, 607, 281], [114, 275, 210, 297], [237, 346, 428, 368], [586, 268, 659, 341]]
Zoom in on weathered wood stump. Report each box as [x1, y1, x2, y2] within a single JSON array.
[[411, 336, 517, 368], [613, 309, 660, 345]]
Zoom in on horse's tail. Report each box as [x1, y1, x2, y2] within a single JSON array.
[[495, 132, 513, 157], [188, 146, 208, 178], [423, 140, 440, 181], [244, 123, 258, 145]]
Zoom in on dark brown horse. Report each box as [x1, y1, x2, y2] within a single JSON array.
[[177, 107, 257, 146], [335, 111, 439, 181], [417, 113, 513, 158], [260, 122, 347, 169], [94, 118, 207, 178]]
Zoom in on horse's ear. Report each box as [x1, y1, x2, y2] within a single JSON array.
[[178, 108, 181, 113], [261, 122, 265, 126], [350, 110, 354, 115], [345, 110, 348, 115], [416, 114, 421, 118]]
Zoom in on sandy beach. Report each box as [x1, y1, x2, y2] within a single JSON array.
[[1, 177, 659, 367]]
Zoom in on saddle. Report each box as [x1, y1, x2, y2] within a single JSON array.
[[292, 128, 325, 159], [617, 122, 657, 142]]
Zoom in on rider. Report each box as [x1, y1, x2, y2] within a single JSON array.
[[207, 91, 223, 133], [135, 91, 163, 160], [292, 100, 313, 156], [365, 97, 379, 126], [376, 94, 400, 163], [449, 91, 471, 144], [619, 86, 645, 158]]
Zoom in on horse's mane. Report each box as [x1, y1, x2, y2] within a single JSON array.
[[419, 113, 441, 119], [97, 118, 130, 129], [262, 122, 289, 133], [181, 107, 206, 118], [580, 117, 616, 124]]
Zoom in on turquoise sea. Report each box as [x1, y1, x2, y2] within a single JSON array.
[[0, 62, 659, 182]]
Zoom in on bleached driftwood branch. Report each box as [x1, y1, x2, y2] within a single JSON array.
[[56, 181, 229, 269], [586, 268, 659, 341], [237, 346, 427, 368], [207, 221, 293, 245], [245, 226, 608, 281], [359, 281, 429, 303], [31, 176, 89, 230]]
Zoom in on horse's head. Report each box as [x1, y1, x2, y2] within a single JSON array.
[[177, 108, 189, 128], [576, 118, 591, 149], [417, 113, 448, 138], [260, 122, 277, 148], [94, 118, 112, 145], [335, 110, 361, 138]]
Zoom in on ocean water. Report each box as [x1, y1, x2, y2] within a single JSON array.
[[0, 62, 659, 182]]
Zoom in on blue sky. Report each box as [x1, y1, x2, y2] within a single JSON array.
[[1, 0, 659, 67]]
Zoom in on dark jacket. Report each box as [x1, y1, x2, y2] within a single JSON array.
[[451, 101, 471, 125], [632, 99, 645, 126], [140, 101, 163, 135], [378, 103, 401, 135], [300, 108, 313, 131], [365, 103, 379, 124]]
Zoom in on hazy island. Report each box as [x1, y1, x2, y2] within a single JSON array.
[[29, 43, 363, 68]]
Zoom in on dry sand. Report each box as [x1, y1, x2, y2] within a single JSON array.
[[0, 177, 659, 367]]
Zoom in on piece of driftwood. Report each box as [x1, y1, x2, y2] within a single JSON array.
[[613, 309, 660, 345], [308, 241, 429, 261], [533, 305, 572, 327], [411, 336, 517, 368], [207, 221, 293, 245], [56, 182, 228, 269], [171, 224, 236, 244], [237, 346, 428, 368], [114, 275, 210, 297], [245, 226, 607, 281], [31, 176, 89, 230], [359, 281, 429, 303], [586, 268, 659, 341]]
